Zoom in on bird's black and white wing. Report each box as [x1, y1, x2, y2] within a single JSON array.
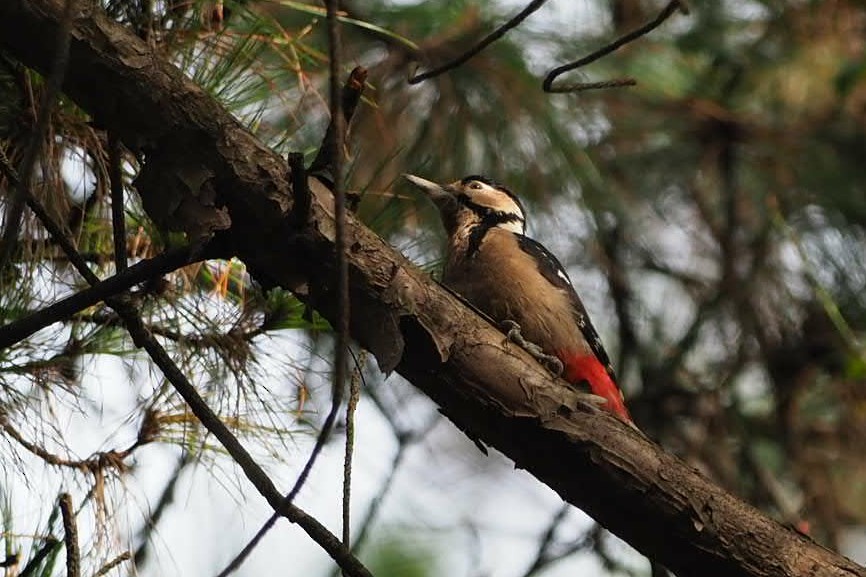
[[515, 234, 618, 380]]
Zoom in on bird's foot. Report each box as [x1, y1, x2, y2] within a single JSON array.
[[501, 320, 564, 377]]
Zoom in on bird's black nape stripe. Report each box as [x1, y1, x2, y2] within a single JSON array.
[[466, 223, 491, 258], [465, 207, 523, 257]]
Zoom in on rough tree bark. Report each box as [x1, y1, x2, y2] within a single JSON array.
[[0, 2, 863, 577]]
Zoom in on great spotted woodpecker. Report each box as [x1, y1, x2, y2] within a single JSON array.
[[405, 174, 634, 425]]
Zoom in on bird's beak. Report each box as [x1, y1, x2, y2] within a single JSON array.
[[403, 174, 452, 202]]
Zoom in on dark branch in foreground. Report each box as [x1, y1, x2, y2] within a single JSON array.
[[134, 455, 191, 567], [288, 152, 310, 228], [19, 200, 373, 577], [0, 245, 198, 349], [324, 5, 352, 572], [405, 0, 686, 94], [0, 416, 133, 472], [109, 132, 128, 272]]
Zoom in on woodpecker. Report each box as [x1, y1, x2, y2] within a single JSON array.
[[405, 174, 634, 424]]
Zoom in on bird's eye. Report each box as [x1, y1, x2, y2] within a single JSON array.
[[469, 182, 483, 190]]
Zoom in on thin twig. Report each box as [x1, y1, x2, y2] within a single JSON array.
[[18, 537, 61, 577], [745, 446, 807, 530], [543, 0, 688, 93], [651, 561, 674, 577], [548, 78, 636, 93], [109, 132, 127, 272], [329, 385, 440, 575], [345, 417, 438, 556], [0, 149, 102, 288], [92, 552, 131, 577], [327, 3, 351, 570], [214, 375, 346, 577], [342, 349, 365, 546], [70, 310, 267, 352], [0, 416, 131, 472], [125, 306, 371, 577], [408, 0, 548, 84], [214, 6, 352, 575], [141, 315, 368, 575], [0, 0, 76, 271], [521, 504, 570, 577], [58, 494, 80, 577], [520, 507, 599, 577], [597, 223, 628, 373], [592, 526, 641, 577]]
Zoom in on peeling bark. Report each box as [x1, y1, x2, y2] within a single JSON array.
[[0, 2, 863, 576]]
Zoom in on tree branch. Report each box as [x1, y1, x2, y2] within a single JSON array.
[[0, 245, 197, 349], [542, 0, 688, 93], [58, 493, 80, 577], [0, 415, 132, 473], [108, 131, 128, 272], [407, 0, 548, 84], [0, 2, 862, 576]]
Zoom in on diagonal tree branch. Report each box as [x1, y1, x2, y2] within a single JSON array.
[[0, 2, 862, 577], [0, 244, 197, 349]]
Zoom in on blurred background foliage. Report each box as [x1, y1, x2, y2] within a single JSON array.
[[2, 0, 866, 575]]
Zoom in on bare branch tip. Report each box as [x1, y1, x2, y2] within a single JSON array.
[[59, 493, 81, 577], [673, 0, 691, 16], [348, 66, 368, 90]]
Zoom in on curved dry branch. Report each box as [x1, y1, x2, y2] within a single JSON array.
[[407, 0, 548, 84], [542, 0, 688, 93], [0, 415, 132, 473]]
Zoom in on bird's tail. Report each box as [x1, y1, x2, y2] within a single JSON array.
[[560, 353, 635, 425]]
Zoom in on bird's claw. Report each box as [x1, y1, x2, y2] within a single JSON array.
[[501, 320, 564, 378]]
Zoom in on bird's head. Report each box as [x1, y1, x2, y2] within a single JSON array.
[[404, 174, 526, 235]]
